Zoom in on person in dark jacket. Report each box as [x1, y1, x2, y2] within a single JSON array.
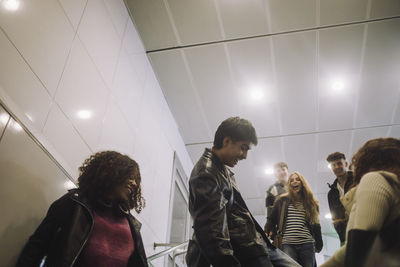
[[267, 172, 323, 267], [326, 152, 353, 245], [321, 138, 400, 267], [265, 162, 289, 234], [186, 117, 301, 267], [16, 151, 149, 267]]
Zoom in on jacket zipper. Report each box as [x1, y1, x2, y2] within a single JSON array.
[[69, 197, 94, 267]]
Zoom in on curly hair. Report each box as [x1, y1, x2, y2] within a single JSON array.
[[78, 151, 145, 213], [351, 137, 400, 186], [287, 171, 320, 224]]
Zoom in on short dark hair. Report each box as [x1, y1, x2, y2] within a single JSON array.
[[78, 151, 145, 213], [274, 162, 288, 170], [326, 152, 346, 162], [351, 138, 400, 185], [213, 117, 258, 149]]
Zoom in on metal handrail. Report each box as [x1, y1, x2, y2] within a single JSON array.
[[147, 241, 188, 266], [172, 248, 187, 266]]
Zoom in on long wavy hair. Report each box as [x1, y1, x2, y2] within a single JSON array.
[[351, 137, 400, 187], [78, 151, 145, 213], [286, 171, 320, 223]]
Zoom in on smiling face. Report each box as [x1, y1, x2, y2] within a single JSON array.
[[109, 176, 137, 205], [220, 137, 251, 167], [274, 166, 289, 183], [288, 173, 302, 194], [329, 158, 348, 178]]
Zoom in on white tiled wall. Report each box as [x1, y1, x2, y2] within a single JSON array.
[[0, 0, 193, 263]]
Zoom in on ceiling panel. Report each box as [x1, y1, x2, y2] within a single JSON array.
[[251, 137, 285, 174], [273, 31, 318, 134], [370, 0, 400, 19], [227, 37, 281, 137], [317, 130, 352, 164], [318, 25, 364, 75], [315, 130, 352, 194], [184, 44, 238, 132], [186, 143, 208, 165], [217, 0, 269, 39], [389, 125, 400, 137], [227, 38, 274, 88], [393, 96, 400, 124], [350, 126, 390, 156], [355, 19, 400, 127], [282, 134, 317, 190], [318, 24, 365, 131], [149, 50, 212, 144], [247, 137, 285, 198], [167, 0, 223, 45], [125, 0, 178, 51], [392, 102, 400, 126], [268, 0, 316, 33], [320, 0, 367, 26]]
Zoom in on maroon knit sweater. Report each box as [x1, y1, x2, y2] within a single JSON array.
[[77, 209, 135, 266]]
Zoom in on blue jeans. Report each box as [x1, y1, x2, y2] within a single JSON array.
[[268, 246, 302, 267], [242, 240, 302, 267], [282, 243, 315, 267], [261, 237, 302, 267]]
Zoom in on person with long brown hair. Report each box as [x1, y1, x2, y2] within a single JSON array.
[[16, 151, 148, 267], [266, 171, 323, 267], [321, 137, 400, 267]]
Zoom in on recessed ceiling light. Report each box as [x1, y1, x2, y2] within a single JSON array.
[[25, 113, 34, 122], [265, 168, 274, 175], [325, 213, 332, 219], [3, 0, 20, 11], [12, 121, 23, 132], [331, 80, 345, 92], [327, 164, 332, 170], [250, 90, 264, 101], [77, 110, 92, 119], [0, 114, 9, 125]]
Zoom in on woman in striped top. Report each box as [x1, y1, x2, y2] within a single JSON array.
[[267, 171, 322, 267]]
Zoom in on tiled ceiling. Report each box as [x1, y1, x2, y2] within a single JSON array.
[[125, 0, 400, 236]]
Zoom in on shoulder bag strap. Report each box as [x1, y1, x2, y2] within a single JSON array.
[[278, 199, 287, 235]]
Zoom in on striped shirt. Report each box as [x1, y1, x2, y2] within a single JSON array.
[[282, 201, 314, 245]]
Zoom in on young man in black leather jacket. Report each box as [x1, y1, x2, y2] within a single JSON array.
[[326, 152, 353, 245], [186, 117, 300, 267]]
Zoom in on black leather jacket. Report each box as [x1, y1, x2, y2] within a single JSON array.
[[266, 196, 323, 252], [327, 171, 353, 243], [186, 149, 273, 267], [265, 181, 287, 231], [16, 189, 148, 267]]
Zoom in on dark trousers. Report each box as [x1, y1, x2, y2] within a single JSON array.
[[240, 255, 273, 267], [282, 243, 315, 267]]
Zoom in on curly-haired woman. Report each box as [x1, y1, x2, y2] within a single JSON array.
[[266, 171, 322, 267], [321, 138, 400, 267], [16, 151, 148, 267]]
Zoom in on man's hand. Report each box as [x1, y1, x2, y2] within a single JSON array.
[[265, 231, 272, 237]]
